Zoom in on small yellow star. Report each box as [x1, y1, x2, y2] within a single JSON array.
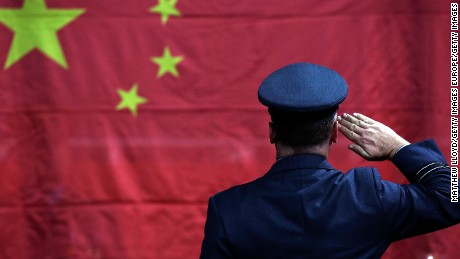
[[116, 84, 148, 116], [150, 0, 181, 25], [151, 47, 184, 78]]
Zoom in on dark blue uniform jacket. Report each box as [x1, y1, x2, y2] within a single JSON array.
[[200, 140, 460, 258]]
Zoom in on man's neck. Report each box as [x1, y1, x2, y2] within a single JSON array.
[[275, 143, 330, 160]]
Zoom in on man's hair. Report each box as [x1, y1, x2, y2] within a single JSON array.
[[268, 108, 336, 148]]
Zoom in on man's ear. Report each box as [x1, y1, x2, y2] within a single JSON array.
[[269, 122, 276, 144], [331, 120, 338, 144]]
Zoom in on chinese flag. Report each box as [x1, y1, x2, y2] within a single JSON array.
[[0, 0, 457, 258]]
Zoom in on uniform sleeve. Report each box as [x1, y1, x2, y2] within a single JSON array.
[[200, 196, 234, 259], [375, 139, 460, 242]]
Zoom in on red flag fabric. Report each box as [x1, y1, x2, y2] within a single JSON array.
[[0, 0, 457, 258]]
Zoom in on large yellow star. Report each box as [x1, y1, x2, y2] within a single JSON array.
[[0, 0, 85, 69], [116, 84, 148, 117], [150, 0, 181, 25], [151, 47, 184, 78]]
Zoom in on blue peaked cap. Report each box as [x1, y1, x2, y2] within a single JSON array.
[[258, 63, 348, 114]]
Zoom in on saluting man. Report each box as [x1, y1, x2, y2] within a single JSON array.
[[200, 63, 460, 258]]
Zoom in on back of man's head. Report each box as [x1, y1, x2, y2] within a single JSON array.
[[268, 108, 336, 148]]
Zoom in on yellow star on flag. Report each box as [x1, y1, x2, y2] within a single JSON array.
[[151, 47, 184, 78], [150, 0, 181, 25], [116, 84, 148, 116], [0, 0, 85, 69]]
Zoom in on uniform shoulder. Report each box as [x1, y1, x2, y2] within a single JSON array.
[[340, 167, 383, 195], [343, 166, 381, 181], [213, 177, 263, 201], [344, 166, 379, 176]]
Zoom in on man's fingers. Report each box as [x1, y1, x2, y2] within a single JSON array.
[[348, 144, 372, 160], [338, 116, 364, 135], [353, 113, 375, 125], [338, 122, 360, 142], [341, 113, 370, 129]]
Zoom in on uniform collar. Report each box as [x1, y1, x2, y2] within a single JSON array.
[[267, 154, 334, 175]]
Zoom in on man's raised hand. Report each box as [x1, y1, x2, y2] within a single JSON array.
[[337, 113, 409, 161]]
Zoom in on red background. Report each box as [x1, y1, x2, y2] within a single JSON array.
[[0, 0, 458, 258]]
